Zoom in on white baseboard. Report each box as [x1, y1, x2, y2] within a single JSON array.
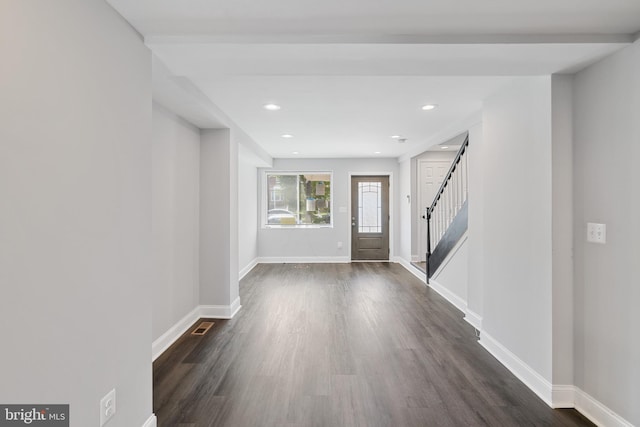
[[551, 385, 576, 409], [396, 257, 427, 283], [472, 329, 632, 426], [258, 256, 350, 263], [463, 309, 483, 331], [230, 297, 242, 318], [152, 306, 200, 361], [152, 298, 242, 361], [428, 279, 467, 314], [239, 258, 259, 280], [574, 387, 634, 427], [201, 296, 242, 319], [479, 331, 553, 406], [142, 414, 157, 427]]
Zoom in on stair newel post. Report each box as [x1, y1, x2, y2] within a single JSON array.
[[426, 207, 432, 284]]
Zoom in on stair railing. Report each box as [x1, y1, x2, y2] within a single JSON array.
[[425, 134, 469, 282]]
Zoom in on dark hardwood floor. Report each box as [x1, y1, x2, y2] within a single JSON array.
[[153, 263, 593, 427]]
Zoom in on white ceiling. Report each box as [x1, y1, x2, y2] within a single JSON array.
[[108, 0, 640, 36], [107, 0, 640, 159], [186, 75, 510, 158]]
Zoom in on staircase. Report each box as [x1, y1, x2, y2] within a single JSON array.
[[424, 134, 469, 282]]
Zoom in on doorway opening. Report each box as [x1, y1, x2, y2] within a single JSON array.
[[350, 175, 390, 260]]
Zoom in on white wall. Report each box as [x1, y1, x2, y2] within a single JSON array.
[[238, 148, 259, 276], [200, 129, 240, 311], [466, 122, 485, 328], [481, 77, 554, 384], [0, 1, 153, 426], [398, 159, 412, 262], [152, 103, 200, 341], [432, 238, 469, 305], [573, 40, 640, 425], [258, 158, 399, 260], [550, 75, 574, 387]]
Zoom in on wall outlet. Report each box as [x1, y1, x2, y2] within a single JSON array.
[[337, 241, 343, 249], [100, 388, 116, 426], [587, 222, 606, 244]]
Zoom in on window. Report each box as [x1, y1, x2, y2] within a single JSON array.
[[265, 172, 332, 227], [358, 181, 382, 233]]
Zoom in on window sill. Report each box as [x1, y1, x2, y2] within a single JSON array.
[[263, 224, 334, 229]]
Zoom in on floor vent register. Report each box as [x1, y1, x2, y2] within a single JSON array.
[[191, 321, 215, 336]]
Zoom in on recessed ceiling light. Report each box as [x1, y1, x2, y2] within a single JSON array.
[[281, 134, 293, 138], [441, 146, 449, 150], [264, 103, 281, 111], [391, 135, 401, 139], [292, 151, 299, 155], [421, 104, 438, 111], [374, 151, 381, 154]]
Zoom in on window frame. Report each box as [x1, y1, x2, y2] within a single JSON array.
[[262, 170, 334, 229]]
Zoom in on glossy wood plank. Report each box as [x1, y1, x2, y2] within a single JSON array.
[[154, 263, 593, 427]]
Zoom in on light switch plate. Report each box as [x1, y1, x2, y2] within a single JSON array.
[[587, 222, 606, 244]]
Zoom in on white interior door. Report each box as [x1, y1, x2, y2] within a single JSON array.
[[417, 160, 450, 261]]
